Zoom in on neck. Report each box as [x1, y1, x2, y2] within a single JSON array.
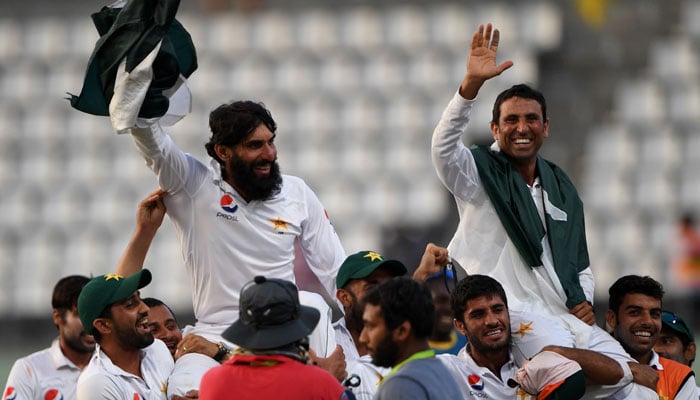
[[59, 341, 92, 370], [634, 350, 653, 366], [514, 163, 537, 186], [101, 343, 143, 378], [468, 344, 510, 380]]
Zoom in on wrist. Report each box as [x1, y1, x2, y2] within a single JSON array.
[[213, 341, 232, 362]]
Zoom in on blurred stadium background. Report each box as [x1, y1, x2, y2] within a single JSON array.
[[1, 0, 699, 383]]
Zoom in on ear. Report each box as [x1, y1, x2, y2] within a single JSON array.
[[52, 309, 62, 326], [93, 318, 112, 336], [392, 320, 412, 343], [684, 342, 696, 364], [336, 289, 353, 310], [543, 118, 550, 138], [214, 144, 231, 161], [490, 121, 499, 141], [453, 319, 467, 336], [605, 310, 617, 333]]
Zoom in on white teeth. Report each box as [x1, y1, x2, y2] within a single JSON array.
[[485, 329, 502, 336], [634, 331, 652, 337], [514, 139, 531, 144]]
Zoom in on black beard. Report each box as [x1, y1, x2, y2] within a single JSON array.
[[371, 332, 400, 368], [114, 319, 154, 350], [63, 330, 95, 354], [228, 156, 282, 201]]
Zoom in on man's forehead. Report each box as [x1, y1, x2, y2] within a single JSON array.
[[466, 294, 505, 309]]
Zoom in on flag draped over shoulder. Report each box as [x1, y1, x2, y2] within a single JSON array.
[[68, 0, 197, 119], [471, 144, 589, 309]]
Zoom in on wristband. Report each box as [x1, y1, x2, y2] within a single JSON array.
[[213, 341, 231, 362]]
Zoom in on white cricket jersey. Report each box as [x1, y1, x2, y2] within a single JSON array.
[[438, 349, 534, 400], [130, 124, 346, 336], [431, 92, 595, 347], [76, 340, 173, 400], [2, 339, 83, 400], [333, 319, 388, 400]]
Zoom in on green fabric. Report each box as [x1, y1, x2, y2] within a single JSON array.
[[470, 145, 589, 309], [385, 349, 435, 380], [540, 370, 586, 400], [68, 0, 197, 118]]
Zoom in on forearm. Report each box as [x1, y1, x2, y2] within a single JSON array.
[[542, 345, 623, 385], [115, 225, 158, 277]]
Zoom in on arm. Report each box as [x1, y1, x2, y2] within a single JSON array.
[[431, 24, 512, 201], [412, 243, 449, 283], [673, 372, 697, 400], [298, 183, 346, 298], [175, 334, 229, 363], [115, 189, 167, 277], [542, 345, 623, 385], [568, 268, 595, 325], [628, 362, 659, 391], [3, 359, 38, 399]]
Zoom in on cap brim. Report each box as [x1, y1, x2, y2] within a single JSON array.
[[340, 259, 407, 288], [223, 305, 320, 350], [110, 269, 152, 304]]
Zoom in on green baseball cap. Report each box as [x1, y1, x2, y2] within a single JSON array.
[[336, 251, 407, 289], [78, 269, 152, 334], [661, 311, 695, 342]]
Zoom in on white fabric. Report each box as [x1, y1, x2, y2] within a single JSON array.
[[438, 350, 535, 399], [299, 290, 337, 357], [76, 340, 173, 400], [109, 41, 191, 134], [2, 339, 83, 400], [513, 350, 582, 395], [333, 319, 388, 400], [165, 353, 217, 398], [129, 123, 345, 331], [431, 92, 593, 342]]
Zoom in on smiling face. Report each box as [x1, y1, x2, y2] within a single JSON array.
[[220, 124, 282, 202], [490, 96, 548, 167], [147, 304, 182, 357], [107, 292, 154, 350], [607, 293, 662, 364], [454, 294, 510, 358]]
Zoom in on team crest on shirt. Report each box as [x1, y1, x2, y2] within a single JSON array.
[[514, 321, 534, 338], [43, 389, 62, 400], [3, 387, 16, 400], [468, 374, 484, 390]]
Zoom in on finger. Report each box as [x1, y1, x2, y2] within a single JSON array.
[[495, 60, 514, 75], [484, 23, 493, 46], [472, 24, 484, 49], [490, 28, 500, 51]]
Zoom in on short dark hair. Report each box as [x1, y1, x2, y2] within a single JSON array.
[[52, 275, 90, 316], [451, 275, 508, 324], [143, 297, 179, 325], [205, 101, 277, 165], [491, 84, 547, 123], [363, 277, 434, 339], [608, 275, 664, 314]]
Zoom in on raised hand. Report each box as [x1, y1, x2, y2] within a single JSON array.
[[459, 23, 514, 100]]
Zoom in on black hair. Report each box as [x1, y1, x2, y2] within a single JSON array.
[[608, 275, 664, 314], [52, 275, 90, 319], [143, 297, 179, 325], [205, 100, 277, 165], [362, 277, 434, 339], [491, 83, 547, 123], [450, 274, 508, 324]]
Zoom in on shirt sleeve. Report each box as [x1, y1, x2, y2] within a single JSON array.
[[431, 92, 482, 202], [3, 358, 38, 399], [77, 374, 125, 400], [129, 123, 209, 196], [297, 183, 346, 298], [577, 267, 595, 304]]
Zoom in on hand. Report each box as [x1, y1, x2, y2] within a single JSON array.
[[174, 334, 220, 361], [309, 345, 347, 382], [629, 362, 659, 391], [136, 188, 167, 233], [569, 300, 595, 325], [413, 243, 449, 282], [171, 390, 199, 399], [459, 23, 514, 100]]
